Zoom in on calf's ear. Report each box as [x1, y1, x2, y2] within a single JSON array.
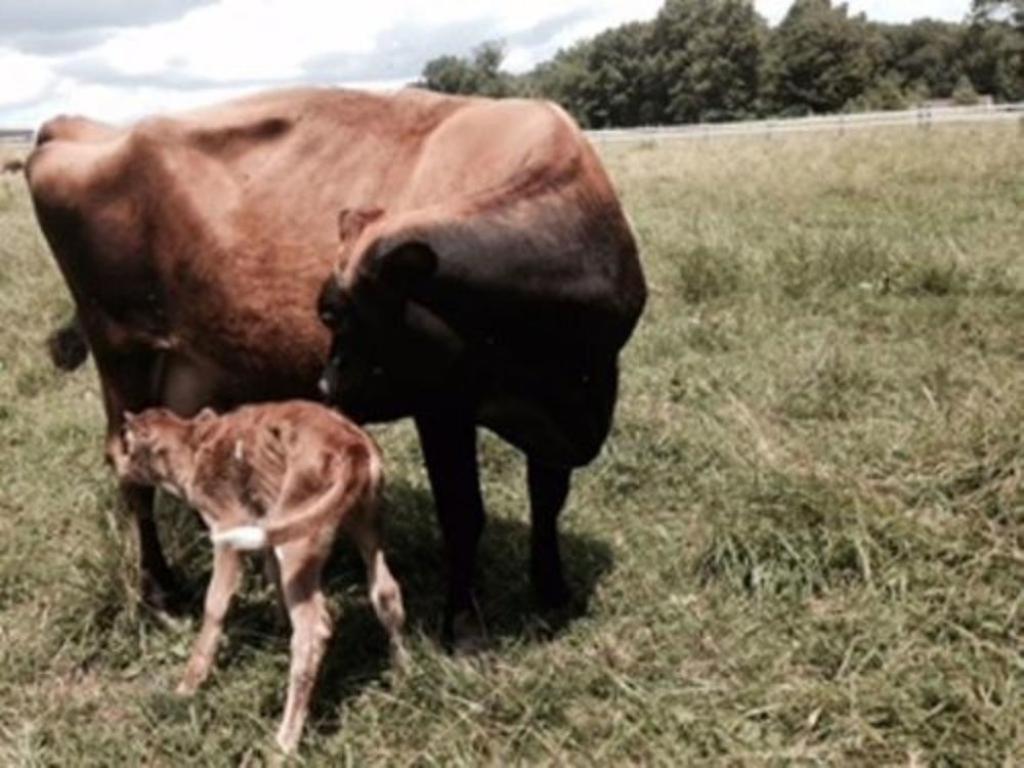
[[121, 412, 137, 448]]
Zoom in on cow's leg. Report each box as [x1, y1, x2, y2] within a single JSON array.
[[527, 460, 572, 609], [98, 357, 181, 611], [122, 481, 182, 611], [414, 410, 486, 649]]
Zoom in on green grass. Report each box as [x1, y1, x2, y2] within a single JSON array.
[[2, 124, 1023, 765]]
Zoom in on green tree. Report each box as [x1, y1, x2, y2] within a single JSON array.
[[526, 22, 662, 128], [762, 0, 884, 115], [417, 0, 1009, 127], [420, 55, 478, 95], [966, 0, 1024, 100], [846, 73, 911, 111], [972, 0, 1024, 29], [952, 74, 982, 104], [525, 44, 592, 120], [651, 0, 765, 123], [419, 41, 515, 98], [879, 20, 966, 98]]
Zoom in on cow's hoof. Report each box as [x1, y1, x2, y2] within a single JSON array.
[[532, 568, 572, 612], [443, 602, 488, 655], [141, 570, 187, 616]]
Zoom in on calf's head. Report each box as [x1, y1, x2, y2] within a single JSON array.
[[110, 408, 203, 493]]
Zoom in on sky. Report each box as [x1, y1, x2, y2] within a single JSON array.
[[0, 0, 971, 127]]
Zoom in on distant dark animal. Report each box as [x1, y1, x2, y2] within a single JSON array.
[[25, 87, 646, 643], [111, 400, 404, 753], [2, 158, 25, 174]]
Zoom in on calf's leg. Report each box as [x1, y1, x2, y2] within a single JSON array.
[[275, 543, 332, 754], [177, 545, 242, 694], [348, 511, 407, 667], [527, 460, 573, 609], [414, 410, 486, 648]]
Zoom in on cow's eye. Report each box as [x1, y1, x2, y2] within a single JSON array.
[[320, 310, 335, 326]]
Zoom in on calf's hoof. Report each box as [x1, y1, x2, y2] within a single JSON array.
[[390, 638, 410, 673], [274, 726, 301, 756], [175, 659, 210, 696]]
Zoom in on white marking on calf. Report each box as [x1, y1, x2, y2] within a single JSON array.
[[211, 525, 267, 551]]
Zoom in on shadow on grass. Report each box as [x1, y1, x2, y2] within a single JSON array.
[[309, 477, 614, 729], [154, 476, 613, 732]]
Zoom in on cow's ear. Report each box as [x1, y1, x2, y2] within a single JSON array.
[[338, 207, 384, 244], [379, 242, 437, 292]]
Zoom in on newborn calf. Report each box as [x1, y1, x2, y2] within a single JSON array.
[[111, 401, 405, 753]]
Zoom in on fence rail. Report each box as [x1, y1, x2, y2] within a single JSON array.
[[0, 129, 33, 145], [586, 102, 1024, 143], [4, 103, 1023, 147]]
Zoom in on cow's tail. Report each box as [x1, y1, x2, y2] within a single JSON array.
[[47, 313, 90, 371], [212, 446, 379, 552]]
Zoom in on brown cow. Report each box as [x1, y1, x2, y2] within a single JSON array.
[[110, 400, 405, 753], [25, 87, 646, 643]]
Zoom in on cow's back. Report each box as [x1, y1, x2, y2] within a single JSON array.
[[26, 89, 469, 403]]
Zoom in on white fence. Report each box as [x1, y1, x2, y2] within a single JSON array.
[[4, 103, 1022, 147], [586, 102, 1024, 143], [0, 129, 32, 145]]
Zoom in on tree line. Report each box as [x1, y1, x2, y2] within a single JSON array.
[[417, 0, 1024, 128]]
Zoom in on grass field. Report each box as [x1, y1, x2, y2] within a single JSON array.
[[1, 125, 1022, 765]]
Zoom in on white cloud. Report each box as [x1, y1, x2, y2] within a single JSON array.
[[0, 50, 56, 108], [70, 0, 664, 85], [0, 0, 972, 127]]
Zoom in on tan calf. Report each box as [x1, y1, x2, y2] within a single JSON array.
[[110, 400, 405, 753]]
